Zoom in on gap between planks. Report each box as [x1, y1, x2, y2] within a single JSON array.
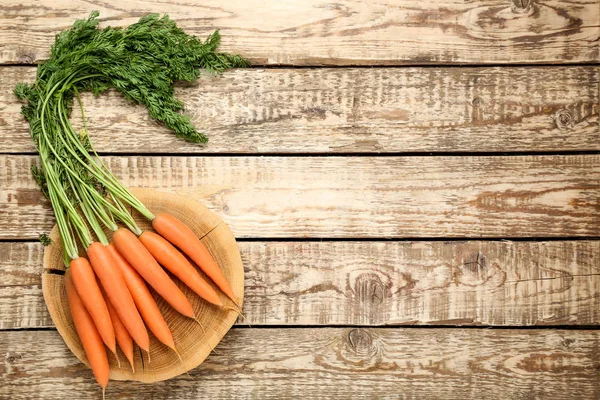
[[5, 151, 600, 157], [3, 237, 600, 243], [2, 325, 600, 332], [2, 62, 600, 68]]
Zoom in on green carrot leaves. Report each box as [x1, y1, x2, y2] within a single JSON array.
[[17, 11, 248, 144]]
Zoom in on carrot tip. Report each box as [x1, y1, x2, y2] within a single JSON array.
[[173, 347, 186, 367], [226, 296, 243, 311], [223, 303, 246, 323], [193, 317, 207, 335], [170, 345, 191, 378], [224, 305, 243, 316], [193, 317, 220, 354], [127, 356, 135, 373]]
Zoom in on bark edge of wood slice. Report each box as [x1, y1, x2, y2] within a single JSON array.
[[41, 188, 245, 383]]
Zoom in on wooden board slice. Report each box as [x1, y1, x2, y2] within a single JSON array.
[[41, 188, 244, 383]]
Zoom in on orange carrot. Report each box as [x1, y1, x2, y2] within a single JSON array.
[[112, 228, 194, 318], [139, 231, 223, 307], [152, 213, 237, 304], [104, 292, 135, 372], [69, 257, 116, 353], [107, 244, 176, 351], [87, 242, 149, 352], [65, 269, 109, 392]]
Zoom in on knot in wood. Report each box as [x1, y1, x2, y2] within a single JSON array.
[[456, 250, 501, 287], [351, 272, 388, 324], [354, 273, 386, 306], [18, 54, 34, 64], [4, 352, 20, 364], [554, 109, 574, 130], [347, 329, 373, 354], [511, 0, 533, 14], [463, 251, 487, 275]]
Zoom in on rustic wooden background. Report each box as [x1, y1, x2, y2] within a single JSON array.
[[1, 0, 599, 398]]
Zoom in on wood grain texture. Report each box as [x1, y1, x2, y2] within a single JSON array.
[[0, 0, 598, 65], [1, 328, 599, 399], [3, 67, 599, 154], [0, 242, 42, 287], [1, 155, 599, 239], [2, 240, 598, 329]]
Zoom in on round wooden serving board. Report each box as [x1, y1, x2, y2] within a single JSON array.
[[41, 188, 244, 383]]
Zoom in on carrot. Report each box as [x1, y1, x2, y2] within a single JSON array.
[[69, 257, 116, 353], [104, 291, 135, 372], [112, 228, 194, 318], [65, 269, 109, 392], [152, 213, 237, 304], [106, 244, 176, 351], [139, 231, 223, 307], [87, 242, 149, 353]]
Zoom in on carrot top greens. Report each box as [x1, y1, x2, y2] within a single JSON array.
[[16, 10, 248, 143], [14, 11, 248, 264]]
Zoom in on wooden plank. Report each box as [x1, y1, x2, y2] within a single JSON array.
[[1, 240, 599, 329], [1, 328, 598, 399], [3, 67, 599, 154], [0, 243, 53, 329], [0, 0, 598, 65], [0, 242, 42, 286], [1, 155, 599, 239]]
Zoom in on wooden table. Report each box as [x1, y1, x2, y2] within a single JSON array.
[[1, 1, 599, 398]]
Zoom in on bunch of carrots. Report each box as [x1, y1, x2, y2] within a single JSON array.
[[14, 12, 248, 396]]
